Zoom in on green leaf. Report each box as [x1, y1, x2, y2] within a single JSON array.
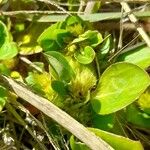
[[0, 42, 18, 60], [0, 63, 11, 75], [137, 86, 150, 115], [44, 51, 75, 82], [37, 22, 71, 51], [51, 80, 68, 97], [70, 136, 89, 150], [92, 112, 115, 131], [0, 21, 9, 47], [0, 21, 18, 60], [117, 44, 150, 69], [70, 128, 143, 150], [74, 46, 95, 64], [72, 30, 103, 47], [25, 72, 53, 99], [66, 15, 83, 26], [91, 62, 150, 114], [65, 15, 84, 36], [99, 35, 111, 59], [0, 85, 7, 112], [90, 128, 144, 150], [126, 104, 150, 128]]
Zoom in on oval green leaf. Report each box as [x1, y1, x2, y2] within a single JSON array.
[[37, 22, 71, 51], [74, 46, 95, 64], [0, 42, 18, 60], [0, 21, 18, 60], [44, 51, 75, 82], [91, 62, 150, 114]]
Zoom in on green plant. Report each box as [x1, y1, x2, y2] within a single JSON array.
[[0, 9, 150, 149]]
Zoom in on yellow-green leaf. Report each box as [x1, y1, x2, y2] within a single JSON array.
[[91, 62, 150, 114], [70, 128, 143, 150], [44, 51, 75, 82]]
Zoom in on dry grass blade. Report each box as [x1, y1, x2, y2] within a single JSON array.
[[1, 11, 150, 22]]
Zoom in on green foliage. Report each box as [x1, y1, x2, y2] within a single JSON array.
[[65, 15, 85, 36], [71, 30, 103, 64], [72, 30, 103, 47], [91, 62, 150, 114], [38, 24, 71, 51], [0, 85, 7, 112], [44, 51, 75, 82], [90, 128, 144, 150], [51, 80, 68, 97], [98, 34, 111, 60], [70, 128, 144, 150], [37, 16, 84, 52], [126, 104, 150, 128], [117, 43, 150, 69], [138, 86, 150, 115], [25, 72, 54, 99], [92, 112, 115, 131], [0, 21, 18, 60], [38, 16, 100, 64], [0, 41, 18, 60], [0, 63, 11, 75], [0, 9, 150, 149], [74, 46, 95, 64], [70, 136, 89, 150]]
